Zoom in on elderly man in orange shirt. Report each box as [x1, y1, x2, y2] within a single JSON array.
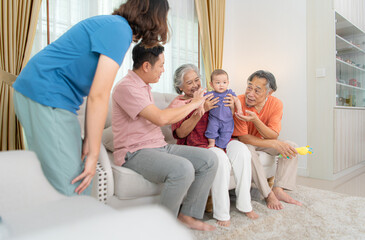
[[233, 70, 302, 210]]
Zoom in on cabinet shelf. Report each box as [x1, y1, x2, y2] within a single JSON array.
[[336, 82, 365, 91], [336, 35, 365, 54], [336, 12, 365, 38], [336, 58, 365, 72]]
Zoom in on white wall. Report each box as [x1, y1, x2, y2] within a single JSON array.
[[223, 0, 308, 175]]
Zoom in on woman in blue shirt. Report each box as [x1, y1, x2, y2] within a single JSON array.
[[13, 0, 170, 196]]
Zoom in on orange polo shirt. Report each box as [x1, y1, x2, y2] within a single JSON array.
[[233, 94, 283, 138]]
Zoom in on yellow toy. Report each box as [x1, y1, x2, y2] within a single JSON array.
[[279, 145, 313, 158]]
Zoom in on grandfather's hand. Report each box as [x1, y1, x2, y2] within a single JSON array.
[[272, 140, 298, 159], [235, 110, 258, 122]]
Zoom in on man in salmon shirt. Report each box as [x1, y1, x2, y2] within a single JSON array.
[[112, 43, 218, 231], [233, 70, 301, 210]]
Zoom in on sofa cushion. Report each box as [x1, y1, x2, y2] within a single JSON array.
[[0, 151, 66, 213], [107, 152, 163, 199], [102, 126, 114, 152]]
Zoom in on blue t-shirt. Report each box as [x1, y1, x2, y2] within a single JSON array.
[[13, 15, 133, 114], [207, 89, 236, 122]]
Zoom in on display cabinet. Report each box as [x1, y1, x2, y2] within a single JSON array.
[[335, 12, 365, 108]]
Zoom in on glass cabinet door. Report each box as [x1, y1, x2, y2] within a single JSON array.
[[335, 12, 365, 108]]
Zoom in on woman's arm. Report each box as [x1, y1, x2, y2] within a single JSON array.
[[72, 54, 119, 194], [174, 94, 219, 138], [175, 111, 204, 138]]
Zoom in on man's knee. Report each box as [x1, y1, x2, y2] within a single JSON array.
[[168, 160, 195, 186], [205, 150, 219, 172], [283, 140, 298, 148]]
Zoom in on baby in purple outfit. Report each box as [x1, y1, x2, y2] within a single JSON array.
[[205, 69, 243, 148]]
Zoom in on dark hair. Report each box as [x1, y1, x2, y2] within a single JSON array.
[[211, 69, 228, 82], [132, 43, 165, 69], [247, 70, 277, 92], [113, 0, 170, 47]]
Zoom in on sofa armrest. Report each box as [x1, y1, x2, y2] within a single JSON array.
[[0, 151, 66, 213], [91, 144, 114, 202]]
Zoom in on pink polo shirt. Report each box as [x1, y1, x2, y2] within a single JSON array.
[[112, 70, 167, 166]]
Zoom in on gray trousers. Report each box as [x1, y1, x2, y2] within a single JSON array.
[[123, 144, 218, 219], [247, 140, 298, 198]]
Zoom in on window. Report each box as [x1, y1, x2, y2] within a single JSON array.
[[31, 0, 204, 94]]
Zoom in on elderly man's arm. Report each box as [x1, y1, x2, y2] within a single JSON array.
[[238, 134, 297, 159], [235, 111, 278, 139]]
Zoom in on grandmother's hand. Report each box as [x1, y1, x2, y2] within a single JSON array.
[[204, 94, 218, 112], [223, 94, 235, 113]]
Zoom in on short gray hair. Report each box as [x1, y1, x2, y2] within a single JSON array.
[[173, 64, 200, 94], [247, 70, 277, 93]]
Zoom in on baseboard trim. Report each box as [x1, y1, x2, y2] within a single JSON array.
[[333, 161, 365, 182], [297, 167, 308, 177]]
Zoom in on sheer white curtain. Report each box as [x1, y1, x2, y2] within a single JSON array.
[[31, 0, 202, 94]]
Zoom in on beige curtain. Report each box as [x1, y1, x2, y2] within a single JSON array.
[[194, 0, 226, 89], [0, 0, 42, 151]]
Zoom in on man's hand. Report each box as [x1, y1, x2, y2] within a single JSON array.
[[191, 88, 208, 109], [235, 110, 258, 123], [272, 140, 297, 159], [193, 104, 205, 117]]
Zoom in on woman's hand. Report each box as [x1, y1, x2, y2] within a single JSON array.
[[223, 94, 235, 113], [71, 154, 97, 194], [81, 137, 89, 161], [204, 94, 219, 112]]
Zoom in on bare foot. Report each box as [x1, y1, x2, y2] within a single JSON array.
[[178, 213, 216, 231], [245, 210, 259, 219], [265, 191, 283, 210], [273, 187, 302, 206], [217, 220, 230, 227]]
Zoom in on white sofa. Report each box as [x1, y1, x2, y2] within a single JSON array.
[[78, 92, 277, 209], [0, 150, 193, 240]]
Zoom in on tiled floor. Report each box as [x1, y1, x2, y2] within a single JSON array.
[[297, 166, 365, 197]]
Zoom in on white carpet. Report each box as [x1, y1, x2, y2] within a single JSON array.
[[192, 185, 365, 240]]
